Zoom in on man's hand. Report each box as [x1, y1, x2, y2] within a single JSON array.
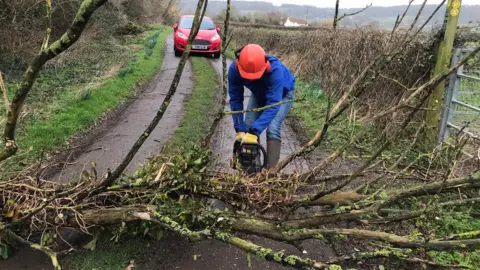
[[242, 133, 258, 144], [235, 132, 246, 141]]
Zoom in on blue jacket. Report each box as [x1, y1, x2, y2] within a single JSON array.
[[228, 55, 295, 135]]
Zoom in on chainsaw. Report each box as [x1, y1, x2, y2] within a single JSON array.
[[230, 139, 267, 175]]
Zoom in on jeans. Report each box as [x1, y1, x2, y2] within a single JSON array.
[[244, 90, 295, 141]]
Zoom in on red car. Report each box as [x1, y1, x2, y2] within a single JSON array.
[[173, 15, 221, 58]]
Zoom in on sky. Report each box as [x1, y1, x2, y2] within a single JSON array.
[[264, 0, 480, 8]]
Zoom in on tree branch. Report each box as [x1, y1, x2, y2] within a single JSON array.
[[333, 0, 340, 31], [216, 233, 328, 269], [1, 0, 109, 162], [5, 229, 61, 270], [390, 0, 414, 38], [223, 99, 295, 115], [379, 170, 480, 208], [203, 0, 231, 145], [336, 3, 372, 26]]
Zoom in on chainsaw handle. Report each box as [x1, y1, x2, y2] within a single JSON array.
[[257, 143, 267, 170], [231, 141, 268, 172]]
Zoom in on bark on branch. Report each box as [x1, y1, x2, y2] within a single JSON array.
[[229, 217, 480, 252]]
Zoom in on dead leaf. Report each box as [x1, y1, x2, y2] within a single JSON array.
[[83, 234, 99, 251], [154, 229, 164, 240]]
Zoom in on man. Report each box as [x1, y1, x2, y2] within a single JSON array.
[[228, 44, 296, 169]]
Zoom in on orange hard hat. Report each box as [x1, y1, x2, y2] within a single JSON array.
[[236, 44, 270, 80]]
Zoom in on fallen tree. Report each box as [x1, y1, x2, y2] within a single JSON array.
[[1, 0, 480, 269]]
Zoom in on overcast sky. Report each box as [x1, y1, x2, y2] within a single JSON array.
[[264, 0, 480, 8]]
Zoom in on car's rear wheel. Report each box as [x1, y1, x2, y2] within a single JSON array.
[[213, 51, 221, 59]]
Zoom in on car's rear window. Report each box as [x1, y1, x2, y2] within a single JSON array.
[[179, 17, 215, 30]]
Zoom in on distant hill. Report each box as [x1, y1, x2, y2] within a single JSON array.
[[177, 0, 480, 29]]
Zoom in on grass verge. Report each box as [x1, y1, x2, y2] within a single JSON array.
[[164, 56, 220, 153], [0, 26, 172, 177], [289, 79, 363, 151]]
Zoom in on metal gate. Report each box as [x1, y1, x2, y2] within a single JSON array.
[[439, 48, 480, 142]]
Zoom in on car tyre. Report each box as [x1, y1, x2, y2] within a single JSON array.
[[174, 48, 182, 57]]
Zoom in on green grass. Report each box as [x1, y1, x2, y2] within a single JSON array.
[[0, 26, 172, 177], [289, 79, 364, 150], [225, 42, 236, 59], [62, 232, 156, 270], [165, 56, 220, 152], [425, 210, 480, 268]]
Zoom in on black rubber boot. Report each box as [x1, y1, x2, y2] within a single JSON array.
[[266, 140, 281, 169]]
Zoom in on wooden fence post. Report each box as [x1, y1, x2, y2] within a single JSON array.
[[425, 0, 462, 147]]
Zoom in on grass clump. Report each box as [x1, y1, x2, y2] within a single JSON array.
[[165, 56, 220, 153], [290, 79, 362, 151], [0, 26, 172, 177]]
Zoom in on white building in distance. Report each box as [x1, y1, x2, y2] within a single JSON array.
[[284, 17, 308, 27]]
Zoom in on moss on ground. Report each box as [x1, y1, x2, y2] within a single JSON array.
[[62, 233, 156, 270], [426, 210, 480, 268]]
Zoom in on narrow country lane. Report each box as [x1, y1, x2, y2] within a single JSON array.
[[55, 33, 194, 182]]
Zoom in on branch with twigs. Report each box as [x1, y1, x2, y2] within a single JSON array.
[[332, 0, 372, 31], [335, 3, 373, 30], [391, 0, 414, 39], [1, 0, 109, 162], [1, 158, 479, 269]]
